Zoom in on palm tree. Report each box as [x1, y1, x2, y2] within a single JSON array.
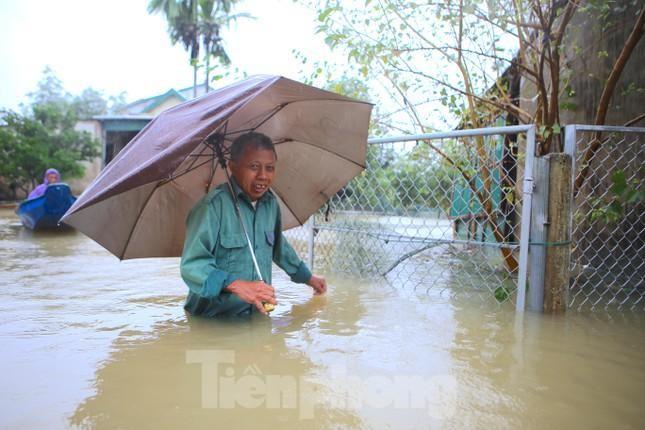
[[148, 0, 247, 97], [198, 0, 237, 91]]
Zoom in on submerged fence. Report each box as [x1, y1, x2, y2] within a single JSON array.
[[285, 124, 644, 312], [564, 125, 645, 311], [286, 125, 536, 308]]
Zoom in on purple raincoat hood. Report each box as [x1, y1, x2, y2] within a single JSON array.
[[28, 168, 61, 199]]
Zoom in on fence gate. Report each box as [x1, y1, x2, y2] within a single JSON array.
[[285, 125, 537, 309], [564, 125, 645, 311]]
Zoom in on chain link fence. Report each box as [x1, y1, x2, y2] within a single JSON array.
[[283, 124, 644, 313], [285, 126, 535, 307], [565, 125, 645, 311]]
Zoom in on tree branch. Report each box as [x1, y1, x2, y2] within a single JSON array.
[[390, 61, 534, 123], [575, 5, 645, 193]]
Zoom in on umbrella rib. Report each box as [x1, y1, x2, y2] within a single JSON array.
[[118, 184, 161, 260], [158, 157, 213, 186], [250, 103, 286, 130], [182, 140, 211, 175], [214, 104, 285, 139], [269, 187, 307, 227], [158, 128, 230, 188]]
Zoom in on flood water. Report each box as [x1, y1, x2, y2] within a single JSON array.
[[1, 208, 644, 429]]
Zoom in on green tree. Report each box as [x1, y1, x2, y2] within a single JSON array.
[[27, 65, 69, 107], [300, 0, 642, 149], [72, 88, 109, 119], [26, 66, 116, 119], [336, 144, 397, 211], [313, 76, 398, 212], [387, 144, 455, 212], [148, 0, 249, 96], [0, 70, 102, 199], [106, 92, 129, 115], [0, 108, 100, 198], [296, 0, 644, 272], [198, 0, 251, 88]]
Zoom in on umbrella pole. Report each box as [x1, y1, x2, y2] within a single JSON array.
[[224, 171, 265, 283], [212, 136, 264, 283]]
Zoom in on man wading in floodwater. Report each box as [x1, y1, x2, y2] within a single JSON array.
[[180, 132, 327, 317]]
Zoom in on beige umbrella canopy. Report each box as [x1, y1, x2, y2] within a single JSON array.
[[62, 75, 373, 260]]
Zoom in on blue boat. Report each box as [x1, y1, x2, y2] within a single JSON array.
[[15, 183, 77, 230]]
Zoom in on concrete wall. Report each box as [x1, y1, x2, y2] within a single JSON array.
[[511, 2, 644, 255], [68, 120, 103, 195], [560, 1, 645, 126], [520, 1, 644, 127]]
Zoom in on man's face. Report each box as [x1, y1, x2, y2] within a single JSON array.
[[229, 146, 276, 201], [46, 173, 59, 184]]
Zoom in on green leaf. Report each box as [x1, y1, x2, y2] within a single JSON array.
[[538, 125, 549, 138], [494, 286, 510, 302], [560, 101, 578, 111], [610, 169, 627, 196], [608, 200, 623, 220], [625, 189, 640, 203], [318, 7, 336, 22]]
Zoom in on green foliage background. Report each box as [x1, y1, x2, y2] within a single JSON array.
[[0, 67, 116, 199], [335, 143, 456, 214]]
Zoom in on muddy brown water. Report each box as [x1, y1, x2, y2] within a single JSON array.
[[1, 208, 643, 429]]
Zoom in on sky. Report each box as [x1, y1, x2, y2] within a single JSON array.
[[0, 0, 330, 111]]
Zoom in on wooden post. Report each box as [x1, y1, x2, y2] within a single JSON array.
[[543, 153, 572, 312]]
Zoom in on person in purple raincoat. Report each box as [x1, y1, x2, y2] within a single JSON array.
[[28, 168, 61, 199]]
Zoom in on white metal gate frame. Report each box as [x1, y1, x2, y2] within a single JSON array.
[[300, 125, 538, 312]]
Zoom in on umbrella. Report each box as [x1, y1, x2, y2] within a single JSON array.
[[61, 75, 373, 260]]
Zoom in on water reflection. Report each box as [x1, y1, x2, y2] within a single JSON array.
[[70, 313, 360, 429], [67, 268, 371, 429], [1, 208, 644, 430], [447, 294, 645, 429]]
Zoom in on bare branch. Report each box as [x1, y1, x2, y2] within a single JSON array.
[[391, 59, 533, 123], [575, 5, 645, 193], [625, 113, 645, 127]]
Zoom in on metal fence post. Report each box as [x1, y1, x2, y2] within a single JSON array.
[[306, 216, 315, 271], [528, 157, 549, 312], [562, 126, 579, 310], [563, 125, 578, 183], [516, 125, 537, 312]]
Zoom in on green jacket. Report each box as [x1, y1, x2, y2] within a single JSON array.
[[180, 180, 312, 317]]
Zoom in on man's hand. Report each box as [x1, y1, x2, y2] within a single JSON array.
[[307, 274, 327, 295], [225, 280, 277, 315]]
